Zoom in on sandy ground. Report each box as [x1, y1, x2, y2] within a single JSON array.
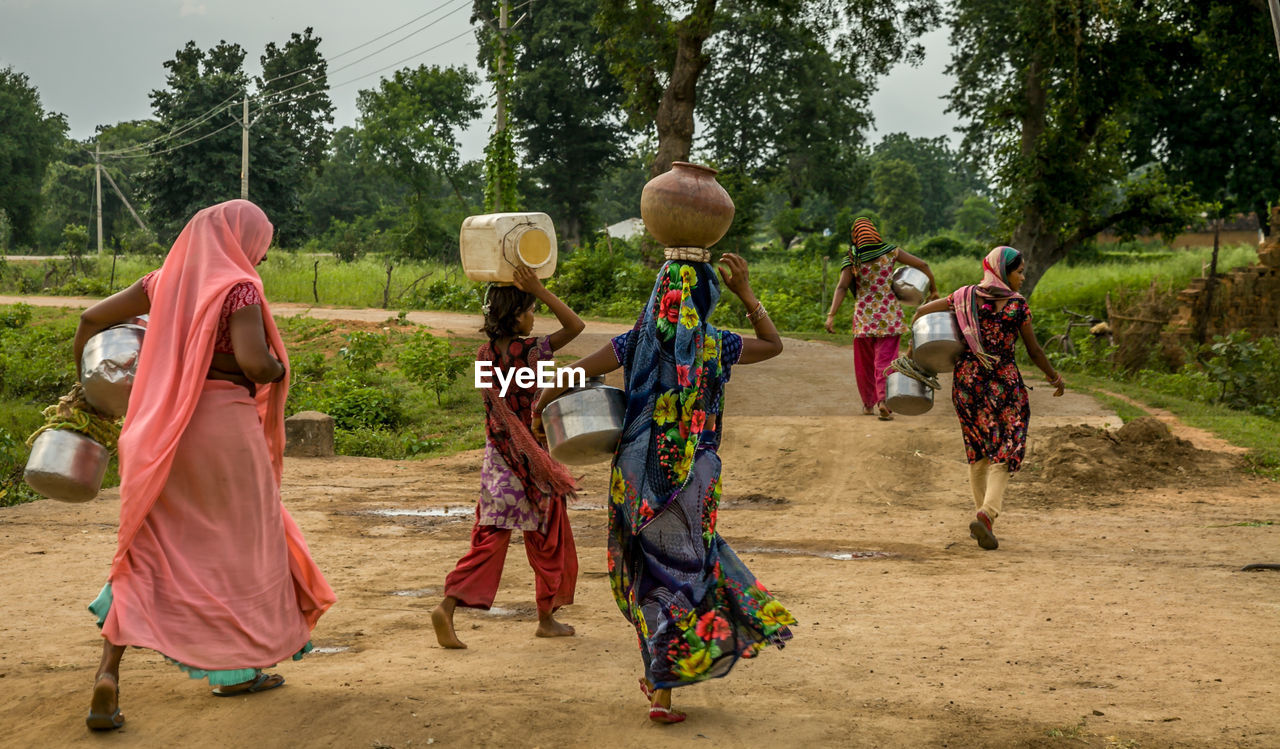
[[1, 301, 1279, 747]]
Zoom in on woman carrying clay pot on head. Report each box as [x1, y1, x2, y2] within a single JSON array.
[[826, 216, 937, 420], [73, 200, 335, 730], [911, 246, 1064, 550], [532, 251, 795, 725]]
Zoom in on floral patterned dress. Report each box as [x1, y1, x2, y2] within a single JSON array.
[[609, 261, 795, 690], [951, 298, 1032, 471], [841, 252, 906, 338]]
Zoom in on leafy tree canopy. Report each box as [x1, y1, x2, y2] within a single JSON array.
[[0, 67, 68, 247]]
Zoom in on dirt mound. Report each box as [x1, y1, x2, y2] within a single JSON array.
[[1024, 417, 1239, 501]]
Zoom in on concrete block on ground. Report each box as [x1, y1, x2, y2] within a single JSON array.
[[285, 411, 335, 458]]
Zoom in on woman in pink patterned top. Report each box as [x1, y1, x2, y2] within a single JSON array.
[[431, 265, 585, 650], [825, 217, 936, 420]]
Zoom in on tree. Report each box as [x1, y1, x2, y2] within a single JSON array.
[[871, 133, 985, 233], [253, 28, 336, 243], [946, 0, 1202, 298], [472, 0, 629, 245], [598, 0, 939, 177], [871, 158, 924, 239], [0, 67, 68, 246], [356, 65, 484, 259], [142, 35, 334, 244], [143, 41, 248, 241], [1126, 1, 1280, 234], [699, 5, 870, 244]]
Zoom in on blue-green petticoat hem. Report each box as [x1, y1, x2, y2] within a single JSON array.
[[89, 582, 312, 687]]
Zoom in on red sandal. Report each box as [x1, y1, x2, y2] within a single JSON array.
[[649, 705, 686, 724]]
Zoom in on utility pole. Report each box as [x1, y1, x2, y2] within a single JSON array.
[[494, 0, 510, 212], [240, 94, 250, 200], [95, 144, 104, 254]]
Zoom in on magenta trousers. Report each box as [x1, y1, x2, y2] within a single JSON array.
[[853, 335, 900, 409]]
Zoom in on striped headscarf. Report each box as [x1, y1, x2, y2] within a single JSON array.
[[845, 216, 897, 265]]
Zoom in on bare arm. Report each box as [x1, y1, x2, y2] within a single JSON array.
[[719, 253, 782, 364], [1019, 318, 1065, 396], [74, 280, 151, 376], [824, 266, 854, 334], [531, 341, 622, 441], [227, 305, 286, 384], [895, 248, 938, 299], [513, 265, 584, 352]]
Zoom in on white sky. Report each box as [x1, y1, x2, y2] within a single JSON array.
[[0, 0, 959, 158]]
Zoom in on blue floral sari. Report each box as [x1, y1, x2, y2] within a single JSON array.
[[609, 260, 794, 690]]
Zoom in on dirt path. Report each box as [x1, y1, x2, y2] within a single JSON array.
[[2, 298, 1279, 747]]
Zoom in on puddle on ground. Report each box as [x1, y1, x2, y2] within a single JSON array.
[[740, 547, 891, 561], [391, 588, 436, 598], [361, 507, 472, 518], [311, 646, 351, 654], [568, 503, 606, 511]]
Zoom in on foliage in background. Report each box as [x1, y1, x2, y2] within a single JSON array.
[[0, 66, 68, 247], [946, 0, 1205, 298], [356, 64, 484, 260], [398, 329, 471, 405]]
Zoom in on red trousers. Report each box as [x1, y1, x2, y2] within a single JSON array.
[[443, 498, 577, 616], [853, 335, 901, 409]]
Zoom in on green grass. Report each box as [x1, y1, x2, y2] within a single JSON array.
[[1070, 371, 1280, 477]]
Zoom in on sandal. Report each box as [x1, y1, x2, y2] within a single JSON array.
[[638, 677, 654, 701], [211, 671, 285, 697], [86, 674, 124, 731], [877, 403, 894, 421], [649, 705, 687, 724]]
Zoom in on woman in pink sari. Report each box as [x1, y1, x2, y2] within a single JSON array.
[[72, 200, 335, 730]]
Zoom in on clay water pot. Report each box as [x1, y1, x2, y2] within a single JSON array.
[[640, 162, 735, 249]]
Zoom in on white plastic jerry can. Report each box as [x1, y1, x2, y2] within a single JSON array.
[[458, 212, 558, 283]]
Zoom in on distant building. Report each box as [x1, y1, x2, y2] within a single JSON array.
[[606, 217, 645, 241]]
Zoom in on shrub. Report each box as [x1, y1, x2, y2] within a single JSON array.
[[338, 330, 387, 374], [547, 235, 651, 317], [321, 379, 404, 430], [397, 329, 470, 405]]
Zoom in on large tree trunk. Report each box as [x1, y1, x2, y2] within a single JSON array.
[[1010, 54, 1065, 300], [650, 0, 717, 177]]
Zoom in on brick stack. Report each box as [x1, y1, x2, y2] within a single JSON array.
[[1163, 206, 1280, 356]]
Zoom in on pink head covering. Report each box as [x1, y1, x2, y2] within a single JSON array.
[[948, 246, 1024, 368]]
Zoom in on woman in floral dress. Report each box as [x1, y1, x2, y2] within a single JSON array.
[[913, 246, 1064, 550], [534, 253, 794, 725], [826, 217, 937, 419]]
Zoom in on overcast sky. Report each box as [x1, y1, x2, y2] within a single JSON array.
[[0, 0, 959, 159]]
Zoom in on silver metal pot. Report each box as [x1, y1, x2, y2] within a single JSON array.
[[24, 429, 110, 502], [81, 323, 145, 418], [911, 312, 965, 374], [542, 381, 626, 465], [891, 266, 931, 305], [884, 372, 934, 416]]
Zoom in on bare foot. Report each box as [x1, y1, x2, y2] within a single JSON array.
[[86, 673, 124, 730], [431, 600, 467, 649], [534, 614, 575, 638]]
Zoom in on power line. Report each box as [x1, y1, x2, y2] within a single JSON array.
[[258, 0, 469, 87], [102, 119, 240, 161], [89, 0, 472, 158]]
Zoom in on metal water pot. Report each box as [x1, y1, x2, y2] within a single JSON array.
[[542, 378, 626, 465], [891, 266, 931, 305], [911, 312, 965, 374], [24, 429, 110, 502], [885, 372, 934, 416], [81, 323, 146, 418]]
